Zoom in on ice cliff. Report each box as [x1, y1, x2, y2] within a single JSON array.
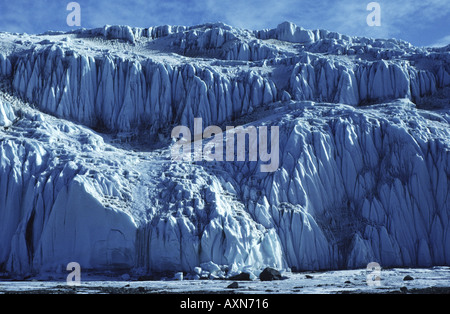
[[0, 22, 449, 278]]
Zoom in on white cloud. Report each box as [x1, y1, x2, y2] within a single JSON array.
[[431, 35, 450, 48], [198, 0, 450, 42]]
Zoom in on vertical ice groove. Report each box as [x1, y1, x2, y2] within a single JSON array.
[[10, 46, 285, 134]]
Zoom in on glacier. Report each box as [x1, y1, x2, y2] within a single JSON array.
[[0, 22, 449, 279]]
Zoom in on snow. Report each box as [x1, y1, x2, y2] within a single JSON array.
[[0, 99, 15, 127], [0, 22, 449, 280], [1, 267, 450, 294]]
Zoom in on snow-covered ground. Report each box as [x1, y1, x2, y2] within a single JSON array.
[[1, 267, 450, 294], [0, 22, 449, 285]]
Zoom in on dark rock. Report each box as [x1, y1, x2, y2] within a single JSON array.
[[259, 267, 282, 281], [137, 286, 146, 293], [305, 275, 314, 279], [137, 275, 153, 281], [400, 286, 408, 293], [344, 280, 351, 284], [403, 275, 414, 281], [227, 282, 239, 289], [229, 272, 251, 281]]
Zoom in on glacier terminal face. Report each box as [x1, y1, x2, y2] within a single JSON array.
[[0, 22, 449, 278]]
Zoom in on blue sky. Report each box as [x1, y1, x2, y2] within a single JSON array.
[[0, 0, 449, 47]]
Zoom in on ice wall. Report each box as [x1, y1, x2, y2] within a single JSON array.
[[11, 46, 277, 133], [239, 101, 450, 269], [0, 99, 15, 127], [9, 23, 450, 135], [0, 22, 449, 277]]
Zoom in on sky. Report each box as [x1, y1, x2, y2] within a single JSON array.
[[0, 0, 449, 47]]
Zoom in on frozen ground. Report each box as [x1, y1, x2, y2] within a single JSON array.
[[1, 267, 450, 294]]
